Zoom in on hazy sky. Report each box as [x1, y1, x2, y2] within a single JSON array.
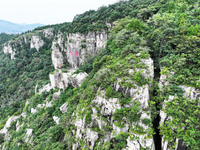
[[0, 0, 118, 25]]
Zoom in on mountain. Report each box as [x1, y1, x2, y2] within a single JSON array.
[[0, 20, 43, 34], [0, 0, 200, 150]]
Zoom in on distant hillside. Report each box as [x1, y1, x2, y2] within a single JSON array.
[[0, 20, 43, 34]]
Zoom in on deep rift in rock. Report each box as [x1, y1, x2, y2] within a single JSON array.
[[151, 55, 162, 150]]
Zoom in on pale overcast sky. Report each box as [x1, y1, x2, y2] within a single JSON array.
[[0, 0, 118, 25]]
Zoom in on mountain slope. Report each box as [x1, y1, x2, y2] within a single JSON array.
[[0, 20, 43, 34], [0, 0, 200, 150]]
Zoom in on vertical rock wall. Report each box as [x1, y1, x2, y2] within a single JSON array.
[[51, 31, 108, 69]]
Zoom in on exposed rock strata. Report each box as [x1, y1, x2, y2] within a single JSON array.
[[51, 31, 108, 69]]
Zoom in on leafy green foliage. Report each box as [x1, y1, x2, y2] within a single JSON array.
[[110, 132, 128, 149], [160, 97, 200, 150], [127, 18, 145, 32], [187, 24, 200, 36], [0, 36, 54, 121], [113, 101, 141, 125], [85, 112, 92, 124]]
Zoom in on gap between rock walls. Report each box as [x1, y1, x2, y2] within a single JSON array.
[[150, 54, 162, 150]]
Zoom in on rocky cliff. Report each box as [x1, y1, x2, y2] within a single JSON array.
[[52, 31, 107, 69], [3, 28, 54, 59]]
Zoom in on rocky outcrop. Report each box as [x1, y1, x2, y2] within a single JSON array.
[[49, 69, 76, 89], [38, 83, 52, 94], [85, 128, 99, 148], [51, 41, 64, 69], [3, 43, 16, 59], [125, 113, 154, 150], [37, 103, 45, 109], [0, 116, 20, 141], [68, 72, 88, 88], [49, 68, 88, 90], [0, 116, 20, 135], [71, 56, 155, 150], [53, 91, 61, 100], [51, 31, 108, 69], [3, 35, 29, 59], [140, 58, 154, 78], [16, 121, 24, 132], [21, 112, 27, 118], [73, 86, 154, 150], [179, 85, 200, 99], [92, 90, 121, 116], [42, 28, 54, 39], [3, 28, 54, 59], [60, 103, 68, 114], [53, 116, 60, 125], [31, 108, 38, 114], [30, 35, 44, 51], [25, 129, 33, 143], [45, 101, 52, 108]]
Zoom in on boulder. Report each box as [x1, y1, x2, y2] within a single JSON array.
[[49, 69, 76, 89], [25, 129, 33, 143], [16, 121, 24, 132], [53, 91, 61, 100], [53, 116, 60, 125], [45, 101, 52, 108], [38, 83, 52, 94], [31, 108, 38, 114], [0, 116, 20, 134], [68, 72, 88, 88], [60, 103, 68, 113]]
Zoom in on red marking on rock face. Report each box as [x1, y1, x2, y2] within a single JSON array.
[[76, 50, 79, 56], [69, 50, 79, 56], [69, 51, 74, 55]]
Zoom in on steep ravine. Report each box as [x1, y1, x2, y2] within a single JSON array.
[[151, 55, 162, 150]]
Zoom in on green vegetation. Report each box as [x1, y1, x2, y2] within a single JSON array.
[[160, 96, 200, 149], [0, 33, 54, 122], [0, 0, 200, 149]]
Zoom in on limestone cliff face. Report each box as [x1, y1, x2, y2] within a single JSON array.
[[51, 31, 108, 69], [3, 43, 16, 59], [3, 28, 107, 91], [2, 28, 54, 59], [42, 28, 54, 39], [3, 35, 28, 59], [46, 30, 108, 90], [31, 30, 107, 94], [30, 35, 44, 51]]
